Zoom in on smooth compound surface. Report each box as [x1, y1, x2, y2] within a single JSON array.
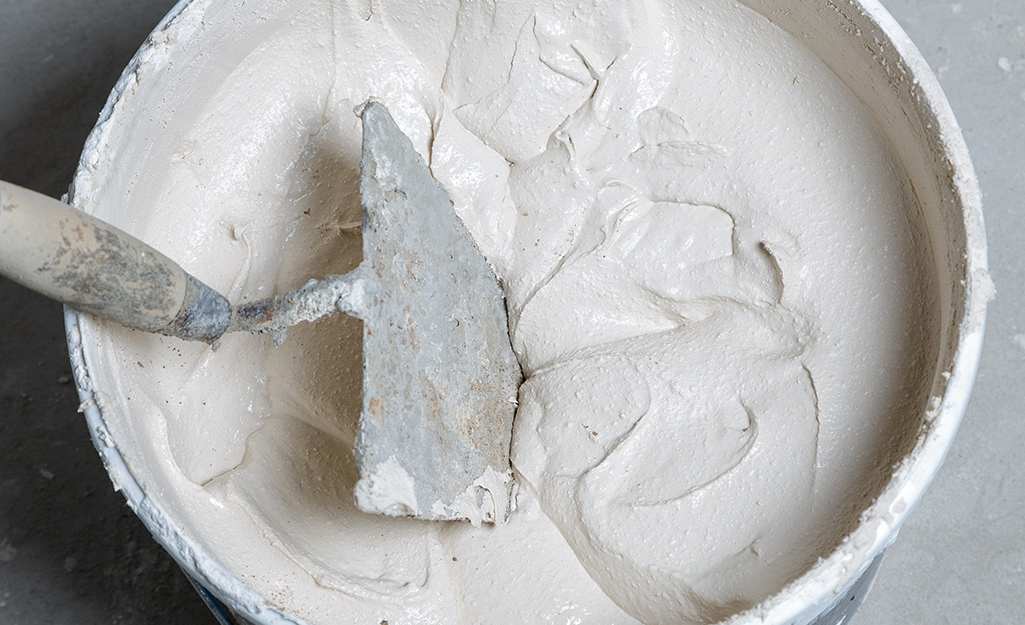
[[0, 2, 1020, 625]]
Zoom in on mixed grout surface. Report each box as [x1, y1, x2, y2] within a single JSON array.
[[0, 0, 1022, 623]]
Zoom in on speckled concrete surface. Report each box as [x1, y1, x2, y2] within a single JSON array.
[[0, 1, 1021, 624]]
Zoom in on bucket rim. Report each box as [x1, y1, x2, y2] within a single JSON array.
[[64, 0, 989, 623]]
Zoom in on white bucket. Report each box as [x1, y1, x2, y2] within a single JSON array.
[[66, 1, 989, 624]]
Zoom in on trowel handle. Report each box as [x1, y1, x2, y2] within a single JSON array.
[[0, 180, 230, 342]]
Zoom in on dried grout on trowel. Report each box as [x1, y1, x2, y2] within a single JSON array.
[[232, 101, 523, 524], [352, 101, 522, 524]]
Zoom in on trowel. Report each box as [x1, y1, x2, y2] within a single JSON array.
[[0, 101, 522, 524]]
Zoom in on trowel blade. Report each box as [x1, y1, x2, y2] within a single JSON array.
[[351, 101, 522, 524]]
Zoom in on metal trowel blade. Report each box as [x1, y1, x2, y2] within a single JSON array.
[[351, 101, 522, 524]]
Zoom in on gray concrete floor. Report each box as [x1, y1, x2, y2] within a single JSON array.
[[0, 1, 1021, 624]]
